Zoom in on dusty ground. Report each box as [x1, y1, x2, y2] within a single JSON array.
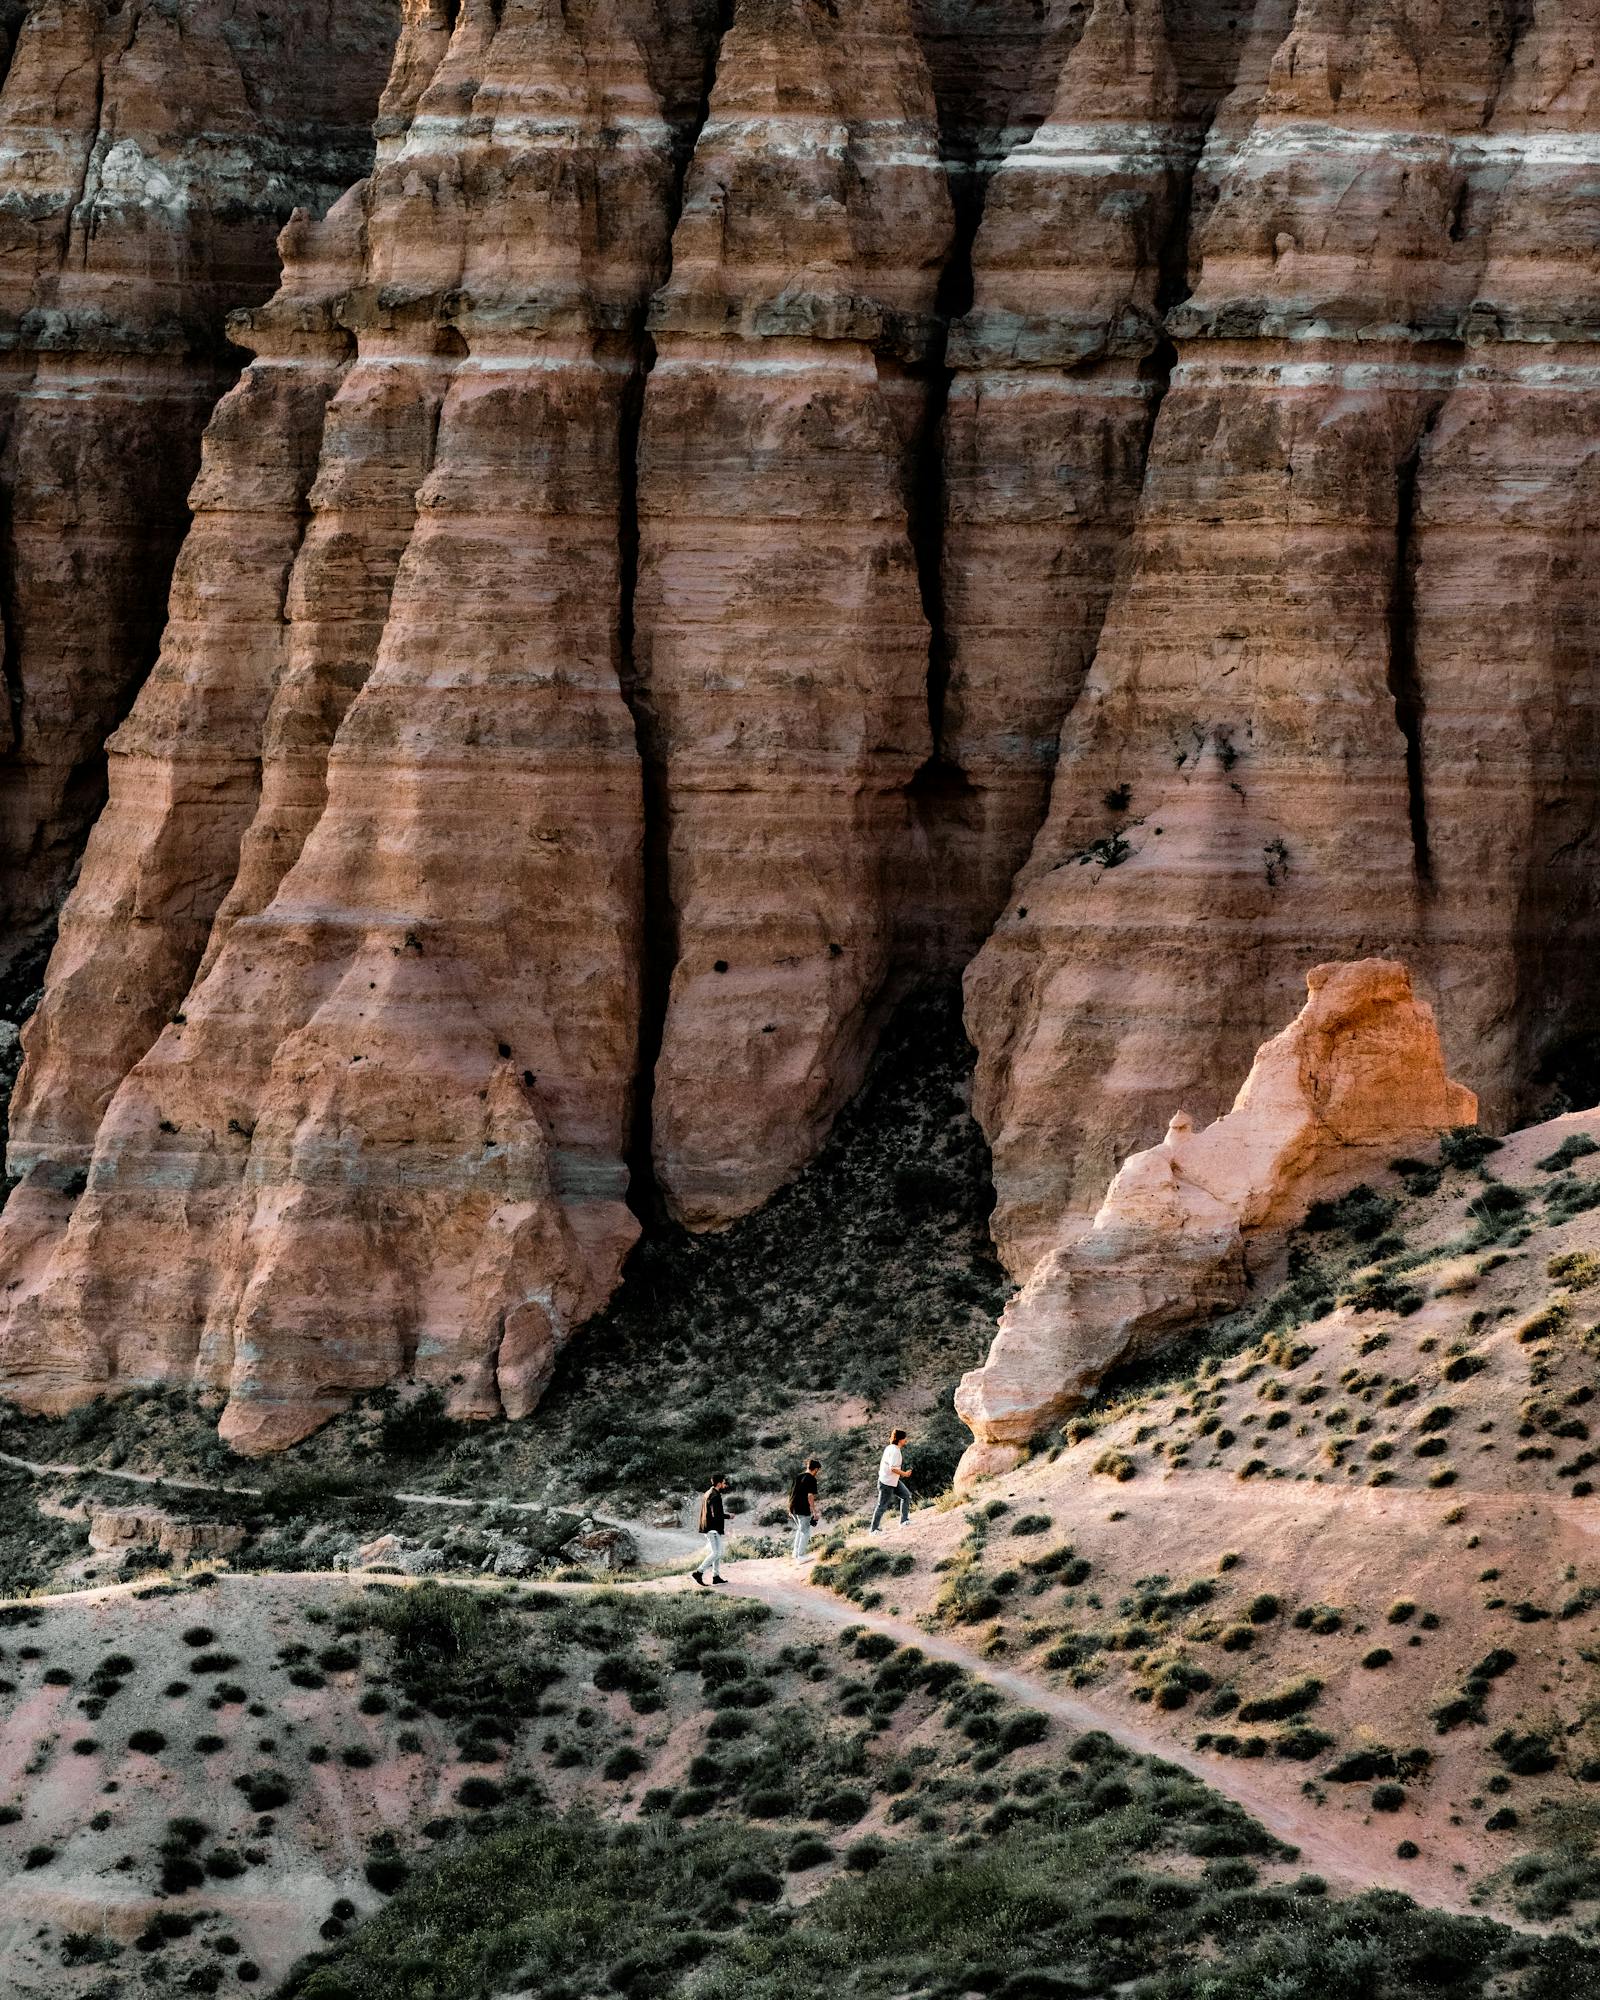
[[2, 1104, 1600, 1990], [804, 1108, 1600, 1931]]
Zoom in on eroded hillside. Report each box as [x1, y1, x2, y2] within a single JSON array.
[[812, 1106, 1600, 1927]]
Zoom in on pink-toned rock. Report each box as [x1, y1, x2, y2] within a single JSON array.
[[963, 0, 1535, 1272], [0, 0, 709, 1451], [635, 0, 952, 1227], [954, 959, 1475, 1484], [0, 0, 399, 970], [14, 0, 1600, 1461], [86, 1506, 244, 1560], [933, 0, 1254, 952]]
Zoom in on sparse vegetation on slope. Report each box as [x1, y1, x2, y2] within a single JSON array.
[[807, 1111, 1600, 1930]]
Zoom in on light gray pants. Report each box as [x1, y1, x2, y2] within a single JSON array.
[[791, 1514, 814, 1559], [697, 1529, 724, 1579]]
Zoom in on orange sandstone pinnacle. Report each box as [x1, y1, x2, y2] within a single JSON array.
[[954, 960, 1476, 1488]]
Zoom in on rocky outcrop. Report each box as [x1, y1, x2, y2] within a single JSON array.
[[0, 0, 400, 974], [954, 960, 1476, 1485], [963, 0, 1597, 1272], [935, 0, 1254, 949], [86, 1506, 244, 1561], [635, 0, 952, 1228]]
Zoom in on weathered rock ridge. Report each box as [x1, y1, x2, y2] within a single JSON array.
[[6, 0, 1600, 1446], [954, 959, 1476, 1485]]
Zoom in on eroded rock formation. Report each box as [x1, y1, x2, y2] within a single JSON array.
[[6, 0, 1600, 1449], [955, 960, 1477, 1485], [635, 0, 952, 1227], [964, 0, 1600, 1270], [0, 0, 714, 1449], [0, 0, 401, 973]]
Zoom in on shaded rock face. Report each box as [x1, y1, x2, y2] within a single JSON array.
[[6, 0, 1600, 1450], [0, 0, 402, 974], [965, 0, 1600, 1270], [955, 959, 1476, 1484]]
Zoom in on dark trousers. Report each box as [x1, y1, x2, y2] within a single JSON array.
[[870, 1482, 910, 1530]]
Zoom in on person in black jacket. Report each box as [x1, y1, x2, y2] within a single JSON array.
[[788, 1457, 821, 1560], [691, 1475, 730, 1587]]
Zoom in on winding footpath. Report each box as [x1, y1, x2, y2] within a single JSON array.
[[0, 1447, 1538, 1930]]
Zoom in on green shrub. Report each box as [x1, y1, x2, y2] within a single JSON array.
[[1236, 1678, 1321, 1724], [377, 1387, 455, 1458], [1489, 1729, 1558, 1776], [1439, 1127, 1503, 1170], [998, 1712, 1049, 1752], [1304, 1186, 1397, 1241]]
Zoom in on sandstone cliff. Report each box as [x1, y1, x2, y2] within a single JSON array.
[[6, 0, 1600, 1447], [0, 0, 401, 977]]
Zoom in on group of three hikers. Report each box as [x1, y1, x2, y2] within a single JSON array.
[[689, 1428, 911, 1586]]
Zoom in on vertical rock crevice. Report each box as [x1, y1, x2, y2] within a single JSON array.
[[932, 0, 1254, 958], [0, 0, 402, 979], [0, 0, 697, 1449], [1388, 415, 1440, 888], [616, 0, 735, 1230], [965, 0, 1519, 1275]]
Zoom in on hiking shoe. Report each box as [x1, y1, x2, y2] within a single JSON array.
[[691, 1571, 706, 1588], [711, 1577, 727, 1585]]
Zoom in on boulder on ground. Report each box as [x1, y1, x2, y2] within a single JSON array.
[[87, 1507, 244, 1560]]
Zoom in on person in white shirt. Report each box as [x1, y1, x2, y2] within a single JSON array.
[[870, 1428, 912, 1530]]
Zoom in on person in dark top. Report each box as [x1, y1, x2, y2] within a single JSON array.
[[788, 1457, 822, 1560], [691, 1474, 730, 1587]]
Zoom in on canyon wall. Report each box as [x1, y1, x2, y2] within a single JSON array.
[[6, 0, 1600, 1444], [0, 0, 401, 981]]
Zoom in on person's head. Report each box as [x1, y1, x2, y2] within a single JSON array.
[[806, 1457, 821, 1472], [890, 1428, 907, 1446], [710, 1473, 729, 1489]]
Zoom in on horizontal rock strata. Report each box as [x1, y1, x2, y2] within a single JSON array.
[[0, 0, 400, 974], [635, 0, 952, 1228], [0, 0, 715, 1449], [8, 0, 1600, 1447]]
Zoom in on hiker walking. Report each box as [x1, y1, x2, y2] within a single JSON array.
[[788, 1456, 822, 1560], [691, 1473, 730, 1587], [870, 1428, 912, 1531]]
